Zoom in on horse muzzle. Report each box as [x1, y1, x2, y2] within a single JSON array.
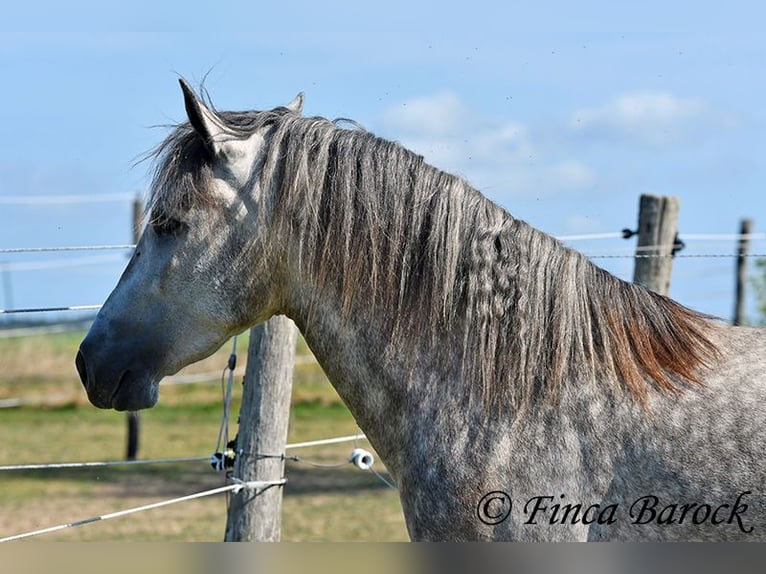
[[76, 343, 160, 411]]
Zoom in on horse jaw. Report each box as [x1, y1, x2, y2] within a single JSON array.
[[75, 222, 245, 411]]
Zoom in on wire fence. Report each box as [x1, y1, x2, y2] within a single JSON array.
[[0, 433, 369, 473], [1, 196, 764, 541], [0, 431, 394, 543], [0, 272, 389, 541], [0, 320, 93, 339], [0, 304, 102, 315], [0, 203, 390, 539], [0, 479, 287, 543], [1, 239, 763, 316], [0, 244, 135, 254], [0, 193, 136, 205], [1, 231, 764, 255]]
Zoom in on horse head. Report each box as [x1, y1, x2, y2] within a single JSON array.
[[76, 80, 303, 410]]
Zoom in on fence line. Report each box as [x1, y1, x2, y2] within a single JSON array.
[[0, 435, 396, 542], [0, 321, 92, 339], [0, 244, 135, 254], [588, 253, 766, 260], [0, 479, 286, 543], [555, 231, 766, 242], [0, 433, 368, 472], [0, 392, 75, 410], [1, 251, 764, 316], [0, 399, 23, 408], [0, 193, 135, 205], [550, 232, 626, 241], [0, 186, 762, 239], [0, 254, 125, 272], [0, 304, 101, 315], [0, 430, 393, 542], [2, 219, 761, 541], [0, 456, 209, 471], [675, 233, 766, 241], [286, 433, 367, 450], [0, 232, 762, 257]]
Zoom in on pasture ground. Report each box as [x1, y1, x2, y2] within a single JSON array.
[[0, 327, 408, 541]]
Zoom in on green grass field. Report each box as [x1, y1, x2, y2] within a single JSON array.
[[0, 327, 408, 541]]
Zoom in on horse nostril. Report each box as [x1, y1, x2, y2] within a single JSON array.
[[75, 349, 88, 386]]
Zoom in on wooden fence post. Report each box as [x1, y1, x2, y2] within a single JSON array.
[[126, 195, 143, 461], [632, 194, 680, 296], [224, 316, 296, 541], [733, 218, 753, 326]]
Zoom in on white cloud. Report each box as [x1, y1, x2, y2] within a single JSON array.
[[549, 160, 598, 189], [570, 91, 729, 147], [378, 93, 597, 198], [381, 92, 468, 137]]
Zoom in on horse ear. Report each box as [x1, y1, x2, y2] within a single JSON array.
[[285, 92, 304, 114], [178, 79, 228, 154]]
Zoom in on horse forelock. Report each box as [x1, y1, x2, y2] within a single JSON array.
[[145, 108, 291, 224], [146, 125, 212, 225], [147, 104, 721, 415]]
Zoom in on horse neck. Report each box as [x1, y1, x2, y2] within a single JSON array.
[[283, 267, 472, 475]]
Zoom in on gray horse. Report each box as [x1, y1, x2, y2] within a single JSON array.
[[76, 80, 766, 540]]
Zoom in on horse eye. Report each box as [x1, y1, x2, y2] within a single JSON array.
[[151, 216, 187, 237]]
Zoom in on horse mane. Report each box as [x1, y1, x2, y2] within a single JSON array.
[[150, 106, 721, 415]]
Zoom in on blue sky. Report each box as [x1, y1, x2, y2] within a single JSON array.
[[1, 1, 765, 324]]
